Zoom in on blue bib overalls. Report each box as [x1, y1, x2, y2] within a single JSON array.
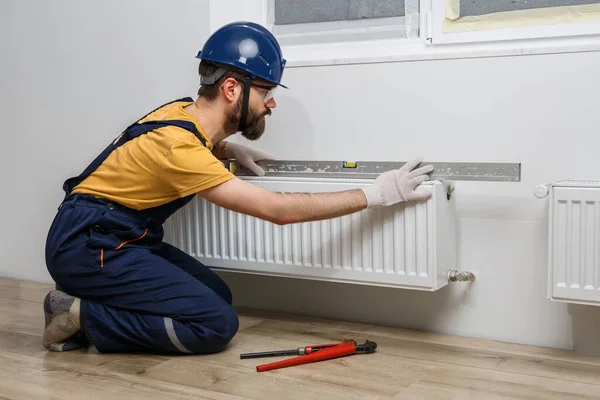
[[45, 98, 239, 354]]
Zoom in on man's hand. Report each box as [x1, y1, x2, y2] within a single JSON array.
[[361, 156, 434, 208], [224, 142, 276, 176]]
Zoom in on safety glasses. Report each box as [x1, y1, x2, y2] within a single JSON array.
[[263, 87, 277, 103], [236, 78, 277, 103], [251, 82, 277, 103]]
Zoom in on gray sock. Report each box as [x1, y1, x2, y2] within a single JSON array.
[[43, 290, 86, 352]]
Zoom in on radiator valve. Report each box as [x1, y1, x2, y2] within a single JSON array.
[[448, 270, 476, 282]]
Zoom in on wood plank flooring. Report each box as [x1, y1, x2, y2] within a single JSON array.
[[1, 278, 600, 399]]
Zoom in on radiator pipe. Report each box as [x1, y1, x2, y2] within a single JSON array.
[[447, 270, 476, 282]]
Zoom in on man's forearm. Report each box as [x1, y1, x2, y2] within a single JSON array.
[[270, 190, 368, 225], [198, 156, 433, 226], [198, 177, 369, 226]]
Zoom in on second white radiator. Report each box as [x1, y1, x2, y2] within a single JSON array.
[[165, 178, 457, 291], [545, 180, 600, 305]]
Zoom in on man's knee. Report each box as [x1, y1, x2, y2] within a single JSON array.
[[187, 305, 239, 354]]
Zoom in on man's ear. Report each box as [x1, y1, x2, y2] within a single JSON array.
[[221, 77, 239, 103]]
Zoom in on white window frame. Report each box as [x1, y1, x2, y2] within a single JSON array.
[[208, 0, 600, 67], [431, 0, 600, 44]]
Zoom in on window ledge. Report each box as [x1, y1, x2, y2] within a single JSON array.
[[283, 38, 421, 67], [282, 34, 600, 68]]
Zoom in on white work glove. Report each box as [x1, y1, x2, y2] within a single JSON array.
[[361, 156, 434, 208], [224, 142, 276, 176]]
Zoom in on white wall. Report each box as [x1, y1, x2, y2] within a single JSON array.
[[3, 0, 600, 353], [0, 0, 210, 281]]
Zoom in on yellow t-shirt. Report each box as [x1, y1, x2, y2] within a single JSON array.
[[72, 99, 233, 210]]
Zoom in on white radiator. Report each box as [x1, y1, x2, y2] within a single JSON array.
[[165, 178, 457, 291], [545, 180, 600, 305]]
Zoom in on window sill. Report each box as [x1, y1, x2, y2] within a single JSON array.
[[282, 34, 600, 68], [282, 38, 417, 67]]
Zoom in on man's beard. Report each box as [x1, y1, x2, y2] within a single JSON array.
[[224, 95, 270, 141]]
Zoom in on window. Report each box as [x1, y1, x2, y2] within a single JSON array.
[[432, 0, 600, 44], [208, 0, 600, 66], [258, 0, 420, 66], [268, 0, 422, 48]]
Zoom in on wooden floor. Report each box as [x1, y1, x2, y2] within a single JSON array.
[[2, 279, 600, 400]]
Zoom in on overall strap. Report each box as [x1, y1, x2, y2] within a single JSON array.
[[62, 98, 204, 196]]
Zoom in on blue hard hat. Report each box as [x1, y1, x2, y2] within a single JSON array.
[[196, 21, 287, 88]]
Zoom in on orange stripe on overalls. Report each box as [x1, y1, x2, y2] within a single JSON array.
[[113, 228, 149, 250]]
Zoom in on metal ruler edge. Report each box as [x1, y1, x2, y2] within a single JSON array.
[[223, 160, 521, 182]]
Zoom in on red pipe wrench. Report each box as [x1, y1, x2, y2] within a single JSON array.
[[241, 339, 377, 372]]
